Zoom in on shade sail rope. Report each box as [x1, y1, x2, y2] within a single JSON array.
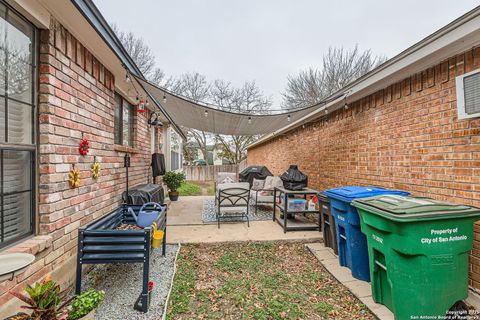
[[134, 75, 345, 136]]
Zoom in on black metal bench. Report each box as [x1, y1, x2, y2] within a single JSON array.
[[75, 204, 167, 313]]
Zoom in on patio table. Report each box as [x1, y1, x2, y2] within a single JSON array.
[[273, 186, 321, 233]]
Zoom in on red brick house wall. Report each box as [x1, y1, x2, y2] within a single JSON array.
[[247, 48, 480, 290], [0, 18, 160, 313]]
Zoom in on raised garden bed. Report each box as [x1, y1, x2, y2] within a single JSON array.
[[75, 204, 167, 313]]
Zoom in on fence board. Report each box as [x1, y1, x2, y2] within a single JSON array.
[[183, 164, 240, 181]]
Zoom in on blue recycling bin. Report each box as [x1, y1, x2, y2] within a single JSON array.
[[323, 186, 410, 281]]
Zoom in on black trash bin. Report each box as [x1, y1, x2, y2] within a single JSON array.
[[239, 166, 273, 187], [319, 193, 338, 254]]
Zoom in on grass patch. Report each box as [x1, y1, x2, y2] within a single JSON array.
[[167, 243, 374, 319], [206, 183, 215, 196], [177, 182, 202, 196], [177, 181, 215, 196]]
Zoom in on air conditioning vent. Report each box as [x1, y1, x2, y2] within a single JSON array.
[[456, 69, 480, 119]]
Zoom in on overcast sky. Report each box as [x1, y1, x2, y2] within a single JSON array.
[[95, 0, 478, 107]]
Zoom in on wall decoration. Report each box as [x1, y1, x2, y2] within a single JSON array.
[[79, 138, 90, 156], [69, 164, 81, 188], [91, 157, 101, 179]]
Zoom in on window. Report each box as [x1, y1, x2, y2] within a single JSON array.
[[456, 69, 480, 119], [114, 93, 134, 146], [0, 2, 36, 248]]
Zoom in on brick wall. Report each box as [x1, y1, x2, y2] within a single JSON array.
[[247, 47, 480, 290], [0, 18, 160, 313]]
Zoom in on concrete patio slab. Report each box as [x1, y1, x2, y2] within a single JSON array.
[[306, 242, 395, 320], [166, 195, 323, 243], [167, 195, 208, 225], [167, 222, 323, 243]]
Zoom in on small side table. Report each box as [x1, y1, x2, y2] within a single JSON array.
[[273, 186, 321, 233]]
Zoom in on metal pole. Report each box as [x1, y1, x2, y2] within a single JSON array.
[[124, 153, 130, 205]]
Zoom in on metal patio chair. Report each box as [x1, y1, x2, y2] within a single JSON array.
[[215, 182, 250, 228]]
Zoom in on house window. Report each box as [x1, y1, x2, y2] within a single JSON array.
[[0, 2, 36, 248], [114, 93, 134, 146]]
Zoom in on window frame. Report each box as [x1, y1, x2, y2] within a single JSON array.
[[114, 92, 134, 147], [456, 68, 480, 120], [0, 0, 37, 249]]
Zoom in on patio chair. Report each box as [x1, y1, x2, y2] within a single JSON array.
[[250, 176, 283, 214], [215, 182, 250, 228]]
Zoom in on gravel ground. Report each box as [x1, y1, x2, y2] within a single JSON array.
[[81, 244, 179, 320]]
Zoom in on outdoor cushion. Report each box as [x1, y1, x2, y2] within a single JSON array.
[[251, 178, 265, 191], [263, 176, 274, 190], [250, 190, 275, 203], [271, 176, 284, 189], [217, 172, 237, 184]]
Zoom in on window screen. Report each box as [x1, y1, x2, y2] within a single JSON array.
[[114, 93, 134, 147], [463, 72, 480, 116]]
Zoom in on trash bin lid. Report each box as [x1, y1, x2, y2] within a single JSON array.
[[324, 186, 410, 202], [352, 195, 480, 221]]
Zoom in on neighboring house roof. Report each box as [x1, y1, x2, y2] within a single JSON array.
[[70, 0, 187, 140], [248, 5, 480, 149]]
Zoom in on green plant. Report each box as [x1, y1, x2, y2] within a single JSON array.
[[68, 289, 105, 320], [206, 183, 215, 196], [10, 276, 73, 320], [163, 171, 186, 192], [178, 182, 201, 196]]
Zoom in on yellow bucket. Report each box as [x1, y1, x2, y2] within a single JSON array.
[[151, 223, 164, 249]]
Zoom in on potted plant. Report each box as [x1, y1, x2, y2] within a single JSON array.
[[68, 289, 105, 320], [163, 171, 185, 201]]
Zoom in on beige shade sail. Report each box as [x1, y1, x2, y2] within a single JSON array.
[[135, 76, 324, 136]]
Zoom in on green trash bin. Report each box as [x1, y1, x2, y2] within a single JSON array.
[[352, 195, 480, 320]]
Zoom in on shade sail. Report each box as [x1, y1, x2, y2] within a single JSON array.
[[136, 77, 320, 136]]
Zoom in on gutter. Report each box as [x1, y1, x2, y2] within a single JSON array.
[[248, 5, 480, 149]]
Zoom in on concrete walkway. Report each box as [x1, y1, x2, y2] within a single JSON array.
[[306, 242, 394, 320], [166, 196, 323, 243], [168, 221, 323, 243]]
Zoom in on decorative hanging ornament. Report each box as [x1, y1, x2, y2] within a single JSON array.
[[69, 165, 81, 188], [79, 138, 90, 156], [91, 157, 101, 179], [137, 98, 146, 113]]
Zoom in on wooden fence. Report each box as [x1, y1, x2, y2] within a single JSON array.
[[183, 164, 241, 181]]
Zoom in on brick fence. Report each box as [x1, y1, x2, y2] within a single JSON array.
[[247, 47, 480, 290]]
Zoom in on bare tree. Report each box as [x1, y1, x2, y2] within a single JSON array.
[[282, 45, 386, 109], [210, 80, 272, 164], [168, 72, 212, 164], [111, 24, 166, 85]]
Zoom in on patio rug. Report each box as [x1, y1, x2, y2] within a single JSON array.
[[202, 198, 272, 223]]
